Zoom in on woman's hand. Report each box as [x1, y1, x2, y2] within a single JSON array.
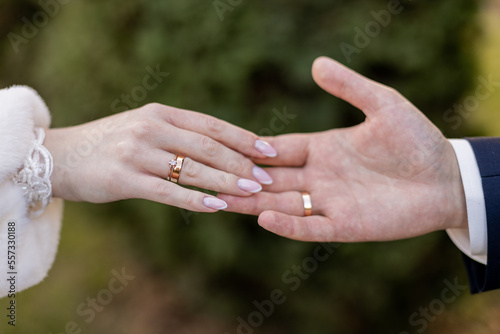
[[44, 103, 277, 212]]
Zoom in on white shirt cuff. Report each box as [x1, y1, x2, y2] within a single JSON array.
[[446, 139, 487, 265]]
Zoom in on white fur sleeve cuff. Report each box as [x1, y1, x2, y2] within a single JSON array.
[[0, 86, 63, 298]]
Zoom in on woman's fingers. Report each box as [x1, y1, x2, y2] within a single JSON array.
[[218, 191, 314, 216], [180, 158, 263, 195], [157, 105, 277, 158], [122, 109, 274, 185], [142, 149, 262, 196], [258, 211, 333, 242], [128, 174, 228, 212], [157, 125, 274, 185]]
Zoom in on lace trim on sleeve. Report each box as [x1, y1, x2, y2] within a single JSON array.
[[12, 127, 53, 217]]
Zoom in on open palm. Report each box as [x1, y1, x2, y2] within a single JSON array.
[[219, 57, 467, 242]]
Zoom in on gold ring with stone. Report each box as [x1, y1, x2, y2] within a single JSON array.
[[168, 155, 185, 183]]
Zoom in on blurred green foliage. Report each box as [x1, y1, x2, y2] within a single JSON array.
[[0, 0, 481, 333]]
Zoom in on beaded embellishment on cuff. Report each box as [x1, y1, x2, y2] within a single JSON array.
[[12, 128, 54, 217]]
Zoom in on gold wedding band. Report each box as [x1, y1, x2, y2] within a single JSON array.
[[168, 155, 185, 183], [301, 192, 312, 216]]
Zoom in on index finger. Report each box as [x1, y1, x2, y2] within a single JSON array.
[[252, 133, 311, 166]]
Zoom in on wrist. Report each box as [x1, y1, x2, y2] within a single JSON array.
[[43, 128, 72, 200], [443, 143, 468, 230]]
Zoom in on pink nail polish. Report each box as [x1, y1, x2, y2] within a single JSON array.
[[255, 140, 277, 158], [253, 166, 273, 185], [238, 179, 262, 193], [203, 197, 228, 210]]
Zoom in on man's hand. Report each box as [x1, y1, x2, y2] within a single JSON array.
[[219, 56, 467, 242]]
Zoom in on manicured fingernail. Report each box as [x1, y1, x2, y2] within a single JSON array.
[[203, 197, 227, 210], [255, 140, 277, 158], [253, 166, 273, 185], [238, 179, 262, 193]]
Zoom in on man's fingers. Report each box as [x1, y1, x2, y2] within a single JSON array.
[[218, 192, 307, 216], [258, 211, 333, 242], [312, 56, 403, 117], [252, 133, 311, 166], [257, 167, 305, 192]]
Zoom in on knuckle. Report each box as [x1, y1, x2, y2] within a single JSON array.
[[132, 103, 163, 119], [144, 102, 163, 113], [162, 108, 181, 126], [131, 119, 155, 139], [204, 116, 224, 135], [214, 172, 232, 188], [115, 140, 139, 163], [184, 191, 198, 208], [227, 156, 253, 174], [236, 138, 257, 155], [153, 181, 172, 199], [201, 136, 221, 157], [182, 158, 201, 179]]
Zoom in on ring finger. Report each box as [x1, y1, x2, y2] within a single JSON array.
[[159, 126, 265, 183], [144, 149, 263, 196], [218, 191, 318, 217]]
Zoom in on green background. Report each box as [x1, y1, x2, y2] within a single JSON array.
[[1, 0, 500, 333]]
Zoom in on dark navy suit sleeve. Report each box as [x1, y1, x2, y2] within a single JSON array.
[[463, 137, 500, 293]]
